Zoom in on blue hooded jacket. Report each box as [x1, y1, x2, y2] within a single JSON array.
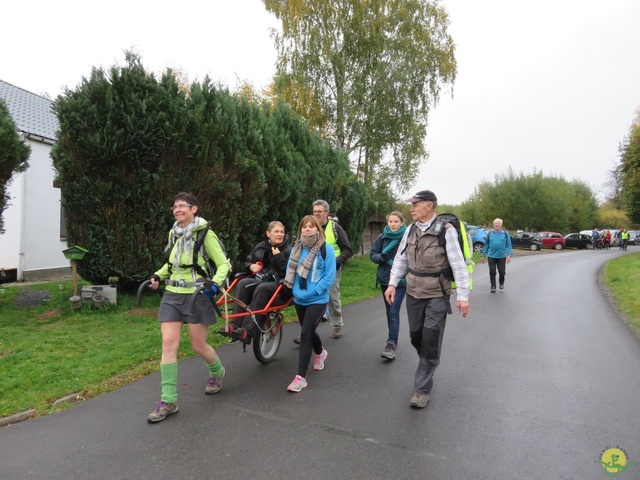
[[289, 244, 336, 306]]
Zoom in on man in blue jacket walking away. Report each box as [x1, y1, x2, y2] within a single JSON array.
[[481, 218, 512, 293]]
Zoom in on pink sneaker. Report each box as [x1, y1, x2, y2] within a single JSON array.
[[313, 348, 328, 371], [287, 375, 308, 392]]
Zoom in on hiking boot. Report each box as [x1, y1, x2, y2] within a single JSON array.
[[293, 336, 301, 345], [147, 401, 179, 423], [205, 367, 225, 395], [490, 286, 496, 293], [287, 374, 308, 392], [332, 327, 342, 339], [410, 392, 431, 409], [313, 348, 328, 371], [381, 342, 397, 360], [232, 327, 250, 342]]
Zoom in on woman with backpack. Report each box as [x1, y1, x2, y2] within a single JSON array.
[[146, 192, 230, 423], [370, 211, 407, 360], [224, 220, 292, 342], [283, 215, 336, 392]]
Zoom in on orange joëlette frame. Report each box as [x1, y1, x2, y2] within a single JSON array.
[[216, 276, 292, 328]]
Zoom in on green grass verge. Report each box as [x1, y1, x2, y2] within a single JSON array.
[[602, 252, 640, 332], [0, 256, 378, 419]]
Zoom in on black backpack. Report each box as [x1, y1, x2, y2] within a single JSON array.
[[434, 213, 471, 263]]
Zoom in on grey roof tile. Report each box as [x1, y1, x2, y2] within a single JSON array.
[[0, 79, 58, 141]]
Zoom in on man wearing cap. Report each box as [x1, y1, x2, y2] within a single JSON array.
[[385, 190, 470, 409]]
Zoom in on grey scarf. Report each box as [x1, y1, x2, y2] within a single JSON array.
[[284, 233, 323, 290], [165, 216, 206, 276]]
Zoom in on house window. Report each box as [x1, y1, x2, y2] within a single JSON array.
[[60, 203, 66, 241], [54, 181, 67, 241]]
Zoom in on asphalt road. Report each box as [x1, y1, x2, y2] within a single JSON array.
[[1, 248, 639, 480]]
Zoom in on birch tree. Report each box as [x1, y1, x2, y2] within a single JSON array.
[[263, 0, 456, 192]]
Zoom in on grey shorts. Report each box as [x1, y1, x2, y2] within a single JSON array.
[[157, 291, 217, 325]]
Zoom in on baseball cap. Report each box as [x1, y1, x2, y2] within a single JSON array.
[[405, 190, 437, 203]]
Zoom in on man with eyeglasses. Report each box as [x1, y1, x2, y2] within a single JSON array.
[[311, 199, 352, 338]]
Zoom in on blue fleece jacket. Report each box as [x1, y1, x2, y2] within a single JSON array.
[[289, 244, 336, 306], [482, 229, 512, 258]]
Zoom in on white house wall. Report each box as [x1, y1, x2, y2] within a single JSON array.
[[0, 139, 68, 280], [23, 140, 68, 276]]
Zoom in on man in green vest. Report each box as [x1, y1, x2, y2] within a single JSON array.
[[621, 229, 630, 251], [313, 199, 353, 338]]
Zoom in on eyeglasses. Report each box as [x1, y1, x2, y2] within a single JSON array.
[[313, 210, 327, 214], [172, 204, 193, 211]]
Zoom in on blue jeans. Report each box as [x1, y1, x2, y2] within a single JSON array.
[[381, 285, 406, 345]]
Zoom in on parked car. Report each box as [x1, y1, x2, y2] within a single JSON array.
[[465, 225, 487, 253], [510, 232, 542, 251], [564, 233, 593, 249], [593, 229, 637, 248], [611, 230, 622, 247], [538, 231, 566, 250], [611, 230, 639, 246]]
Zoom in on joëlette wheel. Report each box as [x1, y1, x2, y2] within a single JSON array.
[[253, 312, 283, 364]]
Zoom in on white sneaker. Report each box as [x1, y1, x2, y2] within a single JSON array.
[[313, 348, 328, 371], [381, 342, 396, 360], [287, 375, 308, 392]]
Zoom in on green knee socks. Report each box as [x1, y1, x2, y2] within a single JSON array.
[[160, 362, 178, 404], [160, 359, 223, 403], [207, 357, 224, 378]]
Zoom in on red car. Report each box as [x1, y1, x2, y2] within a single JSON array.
[[538, 231, 566, 250]]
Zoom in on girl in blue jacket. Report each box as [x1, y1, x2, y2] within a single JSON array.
[[283, 215, 336, 392], [370, 211, 407, 360]]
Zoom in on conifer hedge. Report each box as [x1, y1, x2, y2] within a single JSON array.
[[51, 53, 370, 288]]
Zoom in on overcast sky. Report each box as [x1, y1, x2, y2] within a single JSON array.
[[2, 0, 639, 205]]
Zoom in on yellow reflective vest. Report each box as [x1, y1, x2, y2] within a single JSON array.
[[324, 219, 341, 257]]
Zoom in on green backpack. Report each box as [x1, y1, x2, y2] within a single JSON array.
[[165, 222, 231, 283]]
